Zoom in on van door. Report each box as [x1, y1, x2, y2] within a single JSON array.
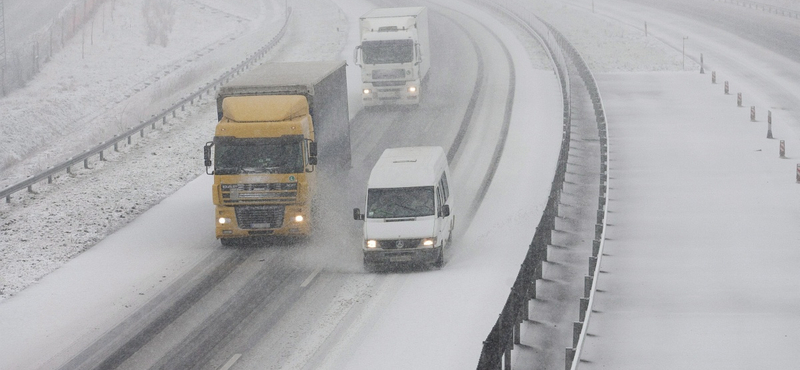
[[435, 186, 448, 247], [437, 173, 452, 246]]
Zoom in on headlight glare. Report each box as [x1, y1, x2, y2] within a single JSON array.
[[294, 215, 304, 222], [422, 238, 434, 247], [408, 86, 417, 93], [363, 88, 371, 94], [366, 240, 377, 249], [218, 217, 231, 225]]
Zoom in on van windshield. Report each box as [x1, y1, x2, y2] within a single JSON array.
[[367, 186, 434, 218]]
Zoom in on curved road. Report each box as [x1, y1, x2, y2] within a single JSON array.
[[42, 1, 559, 369]]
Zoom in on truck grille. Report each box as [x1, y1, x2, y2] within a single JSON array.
[[221, 183, 297, 205], [377, 239, 421, 249], [235, 205, 285, 229], [372, 69, 405, 80]]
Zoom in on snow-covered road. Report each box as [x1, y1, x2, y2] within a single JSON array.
[[2, 0, 798, 369]]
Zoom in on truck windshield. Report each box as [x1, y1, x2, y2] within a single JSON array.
[[367, 186, 434, 218], [362, 39, 414, 64], [214, 137, 304, 175]]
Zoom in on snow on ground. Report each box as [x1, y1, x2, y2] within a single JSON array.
[[580, 70, 800, 369], [0, 0, 345, 301], [0, 0, 679, 299], [3, 0, 795, 368]]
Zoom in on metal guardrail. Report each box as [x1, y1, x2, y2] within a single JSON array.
[[474, 1, 573, 369], [474, 1, 611, 369], [2, 7, 293, 203]]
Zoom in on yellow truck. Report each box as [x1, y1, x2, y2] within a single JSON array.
[[203, 61, 350, 245]]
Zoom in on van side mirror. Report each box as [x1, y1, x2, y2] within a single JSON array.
[[353, 208, 365, 221], [439, 204, 450, 218], [203, 142, 214, 175]]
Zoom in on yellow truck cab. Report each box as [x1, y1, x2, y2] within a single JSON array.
[[353, 146, 454, 270], [204, 61, 350, 245], [209, 96, 316, 243]]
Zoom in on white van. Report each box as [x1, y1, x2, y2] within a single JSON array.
[[353, 146, 454, 269]]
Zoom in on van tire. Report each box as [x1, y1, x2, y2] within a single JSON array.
[[432, 246, 444, 268], [364, 257, 377, 273]]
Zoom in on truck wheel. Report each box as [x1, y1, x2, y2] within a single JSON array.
[[220, 238, 239, 247]]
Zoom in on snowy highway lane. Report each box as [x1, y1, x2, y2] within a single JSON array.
[[0, 1, 564, 369]]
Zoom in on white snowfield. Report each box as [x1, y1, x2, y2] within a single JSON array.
[[0, 0, 797, 370]]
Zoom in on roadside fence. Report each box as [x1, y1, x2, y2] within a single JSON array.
[[1, 6, 292, 203]]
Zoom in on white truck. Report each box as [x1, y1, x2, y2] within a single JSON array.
[[353, 147, 454, 270], [353, 7, 430, 107]]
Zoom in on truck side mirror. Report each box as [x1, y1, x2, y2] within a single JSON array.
[[353, 46, 362, 67], [309, 142, 318, 157], [353, 208, 365, 221], [308, 157, 318, 166], [439, 204, 450, 218], [203, 142, 214, 175]]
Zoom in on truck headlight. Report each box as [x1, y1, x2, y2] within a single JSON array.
[[422, 238, 435, 247], [294, 215, 304, 223], [363, 88, 371, 95], [408, 86, 417, 93], [366, 240, 377, 249], [218, 217, 231, 225]]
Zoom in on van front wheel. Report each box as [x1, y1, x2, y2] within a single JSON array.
[[432, 246, 444, 269]]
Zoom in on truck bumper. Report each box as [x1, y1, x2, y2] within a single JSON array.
[[361, 81, 420, 106], [215, 204, 311, 240]]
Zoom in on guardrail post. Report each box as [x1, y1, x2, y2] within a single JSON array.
[[780, 140, 785, 158], [724, 81, 729, 94], [127, 135, 132, 145], [100, 150, 105, 161], [584, 275, 593, 298], [572, 321, 582, 348], [566, 347, 576, 370], [712, 71, 716, 83], [140, 128, 145, 138], [589, 256, 597, 276], [796, 164, 799, 183], [737, 93, 742, 107], [579, 297, 589, 322], [750, 106, 756, 121], [592, 239, 600, 257], [48, 175, 53, 184]]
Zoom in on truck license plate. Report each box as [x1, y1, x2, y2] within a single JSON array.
[[390, 256, 412, 262]]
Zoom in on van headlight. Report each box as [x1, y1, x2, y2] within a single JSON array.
[[363, 88, 371, 95], [366, 240, 377, 249], [408, 86, 417, 93], [422, 238, 435, 247]]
